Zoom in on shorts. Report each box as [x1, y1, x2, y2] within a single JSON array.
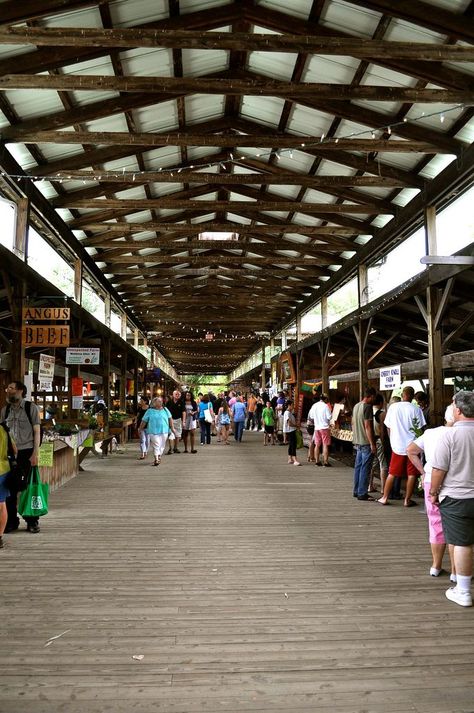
[[375, 439, 388, 472], [423, 481, 445, 545], [264, 425, 275, 434], [389, 452, 419, 478], [0, 472, 11, 503], [172, 418, 183, 438], [439, 496, 474, 547], [314, 428, 331, 447]]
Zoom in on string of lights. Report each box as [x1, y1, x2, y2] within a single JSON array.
[[0, 105, 464, 185]]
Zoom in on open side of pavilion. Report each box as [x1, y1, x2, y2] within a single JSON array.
[[1, 433, 473, 713]]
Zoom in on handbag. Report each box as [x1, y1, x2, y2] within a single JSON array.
[[204, 408, 213, 424], [17, 466, 49, 518], [306, 421, 315, 436]]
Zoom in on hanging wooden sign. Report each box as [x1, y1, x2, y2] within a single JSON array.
[[22, 325, 70, 347], [22, 307, 70, 321]]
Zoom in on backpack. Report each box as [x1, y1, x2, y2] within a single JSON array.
[[5, 401, 44, 445]]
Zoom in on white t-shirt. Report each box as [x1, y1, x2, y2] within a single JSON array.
[[308, 401, 332, 430], [384, 401, 426, 455], [283, 410, 296, 433], [413, 426, 448, 484]]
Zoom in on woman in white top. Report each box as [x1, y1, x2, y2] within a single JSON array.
[[283, 400, 301, 466], [407, 404, 456, 580]]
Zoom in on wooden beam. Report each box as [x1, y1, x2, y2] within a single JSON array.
[[9, 130, 461, 152], [60, 198, 390, 213], [443, 311, 474, 350], [367, 332, 399, 365], [0, 74, 471, 104], [48, 170, 414, 187], [76, 221, 363, 236], [1, 27, 474, 59], [427, 285, 444, 426]]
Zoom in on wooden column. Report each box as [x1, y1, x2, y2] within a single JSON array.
[[74, 258, 83, 305], [353, 318, 372, 399], [119, 352, 127, 411], [133, 329, 139, 350], [104, 295, 111, 329], [9, 277, 26, 380], [133, 357, 140, 413], [14, 196, 30, 261], [121, 314, 127, 341], [358, 263, 369, 307], [261, 340, 266, 390], [319, 338, 330, 395], [102, 335, 111, 414], [321, 295, 328, 330], [425, 205, 437, 256], [296, 313, 302, 342], [427, 286, 444, 425], [281, 330, 287, 351]]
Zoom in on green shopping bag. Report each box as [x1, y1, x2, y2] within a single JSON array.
[[18, 466, 49, 518]]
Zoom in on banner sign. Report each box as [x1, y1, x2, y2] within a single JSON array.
[[379, 365, 401, 391], [22, 325, 70, 348], [66, 347, 100, 365], [71, 377, 83, 397], [22, 307, 70, 321], [38, 442, 54, 468], [39, 380, 52, 392], [39, 353, 55, 381]]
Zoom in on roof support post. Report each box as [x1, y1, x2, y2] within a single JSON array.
[[74, 258, 82, 306], [9, 277, 26, 381], [296, 313, 302, 342], [281, 329, 287, 351], [319, 338, 331, 395], [133, 356, 140, 413], [427, 285, 444, 426], [133, 328, 139, 350], [14, 196, 29, 261], [120, 352, 127, 411], [358, 263, 369, 307], [104, 294, 111, 328], [353, 318, 373, 400], [260, 340, 266, 391], [321, 295, 328, 330], [121, 313, 127, 341], [102, 334, 111, 416]]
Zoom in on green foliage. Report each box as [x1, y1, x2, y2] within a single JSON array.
[[182, 374, 228, 394]]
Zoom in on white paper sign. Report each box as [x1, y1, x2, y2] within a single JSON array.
[[72, 396, 84, 410], [39, 380, 52, 392], [66, 348, 100, 365], [379, 365, 401, 391], [39, 353, 55, 380]]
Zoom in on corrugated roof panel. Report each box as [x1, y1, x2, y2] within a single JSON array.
[[180, 0, 232, 14], [182, 49, 229, 77], [404, 103, 466, 135], [263, 185, 302, 200], [247, 51, 298, 82], [37, 144, 87, 164], [2, 88, 65, 121], [184, 94, 226, 123], [392, 188, 422, 207], [142, 147, 182, 169], [259, 210, 291, 220], [384, 18, 446, 43], [133, 102, 179, 132], [320, 0, 382, 38], [109, 0, 169, 27], [455, 117, 474, 143], [443, 59, 474, 78], [425, 0, 470, 9], [315, 160, 355, 177], [303, 55, 361, 85], [0, 45, 33, 61], [361, 63, 419, 88], [287, 105, 334, 140], [187, 146, 222, 163], [258, 0, 313, 21], [240, 96, 286, 128], [86, 114, 130, 132], [303, 188, 338, 203], [119, 48, 174, 78], [43, 5, 103, 28], [419, 155, 458, 180], [351, 99, 402, 117]]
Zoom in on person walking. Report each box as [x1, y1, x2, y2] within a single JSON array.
[[309, 394, 332, 467], [246, 393, 257, 431], [407, 413, 456, 580], [352, 387, 377, 501], [377, 386, 426, 507], [284, 400, 301, 466], [1, 381, 41, 533], [430, 391, 474, 607], [217, 399, 231, 445], [232, 397, 247, 443], [182, 390, 198, 453], [136, 396, 150, 460], [0, 420, 16, 549], [165, 390, 184, 454], [139, 397, 175, 466], [255, 396, 264, 432], [198, 394, 214, 446], [262, 401, 276, 445]]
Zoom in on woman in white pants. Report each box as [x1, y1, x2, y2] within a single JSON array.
[[139, 397, 175, 466]]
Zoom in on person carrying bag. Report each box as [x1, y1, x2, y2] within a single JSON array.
[[18, 466, 49, 519]]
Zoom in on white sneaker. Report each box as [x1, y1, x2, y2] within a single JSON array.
[[445, 586, 472, 607]]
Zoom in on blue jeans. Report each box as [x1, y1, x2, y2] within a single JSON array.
[[234, 421, 244, 442], [199, 419, 211, 444], [353, 444, 374, 498]]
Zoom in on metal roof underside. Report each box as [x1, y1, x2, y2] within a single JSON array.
[[0, 0, 473, 373]]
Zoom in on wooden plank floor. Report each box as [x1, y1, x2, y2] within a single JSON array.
[[1, 432, 474, 713]]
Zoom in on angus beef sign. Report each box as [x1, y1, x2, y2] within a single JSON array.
[[22, 306, 70, 347]]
